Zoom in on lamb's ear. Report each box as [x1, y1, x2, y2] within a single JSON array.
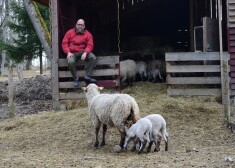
[[99, 87, 104, 91], [81, 87, 87, 91]]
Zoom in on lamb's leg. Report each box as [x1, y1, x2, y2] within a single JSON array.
[[100, 124, 107, 146], [123, 137, 132, 150], [131, 138, 139, 151], [154, 135, 162, 152], [165, 136, 168, 151], [120, 131, 126, 148], [147, 140, 154, 153], [138, 140, 147, 154]]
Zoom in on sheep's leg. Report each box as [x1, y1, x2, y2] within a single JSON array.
[[123, 137, 132, 150], [138, 140, 147, 154], [119, 131, 126, 148], [154, 135, 162, 152], [100, 124, 107, 146], [94, 123, 101, 148], [154, 141, 161, 152], [131, 138, 139, 151], [121, 77, 127, 88], [146, 140, 154, 153], [165, 136, 168, 151]]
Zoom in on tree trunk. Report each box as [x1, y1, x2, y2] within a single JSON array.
[[46, 56, 51, 69], [39, 43, 43, 74], [8, 60, 14, 118], [23, 0, 52, 59], [25, 59, 32, 70], [17, 63, 24, 80]]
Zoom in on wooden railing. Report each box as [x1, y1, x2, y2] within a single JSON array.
[[166, 52, 229, 96], [58, 55, 120, 100]]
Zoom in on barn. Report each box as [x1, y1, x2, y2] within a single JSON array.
[[33, 0, 234, 113]]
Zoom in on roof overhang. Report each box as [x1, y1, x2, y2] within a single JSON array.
[[33, 0, 49, 7]]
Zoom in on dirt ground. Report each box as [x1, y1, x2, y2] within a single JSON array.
[[0, 73, 235, 168]]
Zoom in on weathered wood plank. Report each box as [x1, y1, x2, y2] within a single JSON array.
[[167, 77, 221, 84], [60, 92, 85, 100], [167, 88, 221, 96], [51, 0, 60, 110], [165, 52, 229, 61], [59, 69, 119, 78], [166, 65, 220, 73], [58, 56, 120, 67], [59, 80, 119, 89]]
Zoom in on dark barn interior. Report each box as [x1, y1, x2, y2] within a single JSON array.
[[57, 0, 228, 62]]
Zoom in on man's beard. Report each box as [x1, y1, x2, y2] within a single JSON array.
[[76, 28, 85, 34]]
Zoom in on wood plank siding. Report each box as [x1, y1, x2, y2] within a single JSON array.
[[228, 0, 235, 94]]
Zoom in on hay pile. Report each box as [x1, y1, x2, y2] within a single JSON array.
[[0, 75, 51, 103]]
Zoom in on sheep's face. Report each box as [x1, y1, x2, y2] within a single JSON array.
[[81, 83, 104, 93]]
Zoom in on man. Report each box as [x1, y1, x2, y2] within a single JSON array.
[[62, 19, 97, 87]]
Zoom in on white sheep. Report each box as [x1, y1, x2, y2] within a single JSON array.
[[144, 114, 168, 152], [147, 60, 166, 80], [120, 59, 136, 87], [135, 61, 147, 81], [123, 118, 152, 154], [82, 83, 140, 149], [147, 69, 163, 82]]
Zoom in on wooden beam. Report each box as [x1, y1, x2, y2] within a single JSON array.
[[51, 0, 60, 111], [165, 52, 229, 61], [167, 88, 221, 96], [58, 56, 120, 67], [59, 80, 119, 89], [59, 69, 119, 78], [166, 65, 220, 73], [167, 77, 221, 84]]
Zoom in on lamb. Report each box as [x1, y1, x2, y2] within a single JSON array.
[[120, 59, 136, 87], [144, 114, 168, 152], [135, 61, 147, 81], [123, 118, 152, 154], [82, 83, 140, 149]]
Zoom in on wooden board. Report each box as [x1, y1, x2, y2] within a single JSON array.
[[59, 80, 119, 88], [166, 65, 220, 73], [167, 77, 221, 84], [203, 17, 219, 52], [58, 56, 120, 67], [165, 52, 229, 61], [59, 69, 119, 78], [167, 88, 221, 96], [60, 92, 85, 100]]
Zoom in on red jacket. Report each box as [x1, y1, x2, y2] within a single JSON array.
[[62, 28, 94, 54]]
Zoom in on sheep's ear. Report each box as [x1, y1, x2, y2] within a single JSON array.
[[81, 87, 87, 91], [99, 87, 104, 91]]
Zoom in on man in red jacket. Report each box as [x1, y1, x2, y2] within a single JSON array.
[[62, 19, 97, 87]]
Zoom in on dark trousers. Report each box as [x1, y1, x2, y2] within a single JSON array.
[[67, 52, 96, 80]]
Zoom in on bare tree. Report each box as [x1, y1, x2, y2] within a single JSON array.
[[23, 0, 51, 59]]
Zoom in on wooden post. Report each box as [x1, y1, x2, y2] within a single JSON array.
[[189, 0, 194, 52], [51, 0, 60, 110], [166, 61, 172, 96], [8, 60, 14, 118], [218, 0, 230, 123]]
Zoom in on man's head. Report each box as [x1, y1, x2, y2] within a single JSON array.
[[75, 19, 85, 34]]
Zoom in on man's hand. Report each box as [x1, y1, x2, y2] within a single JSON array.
[[67, 52, 74, 58], [81, 52, 87, 61]]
